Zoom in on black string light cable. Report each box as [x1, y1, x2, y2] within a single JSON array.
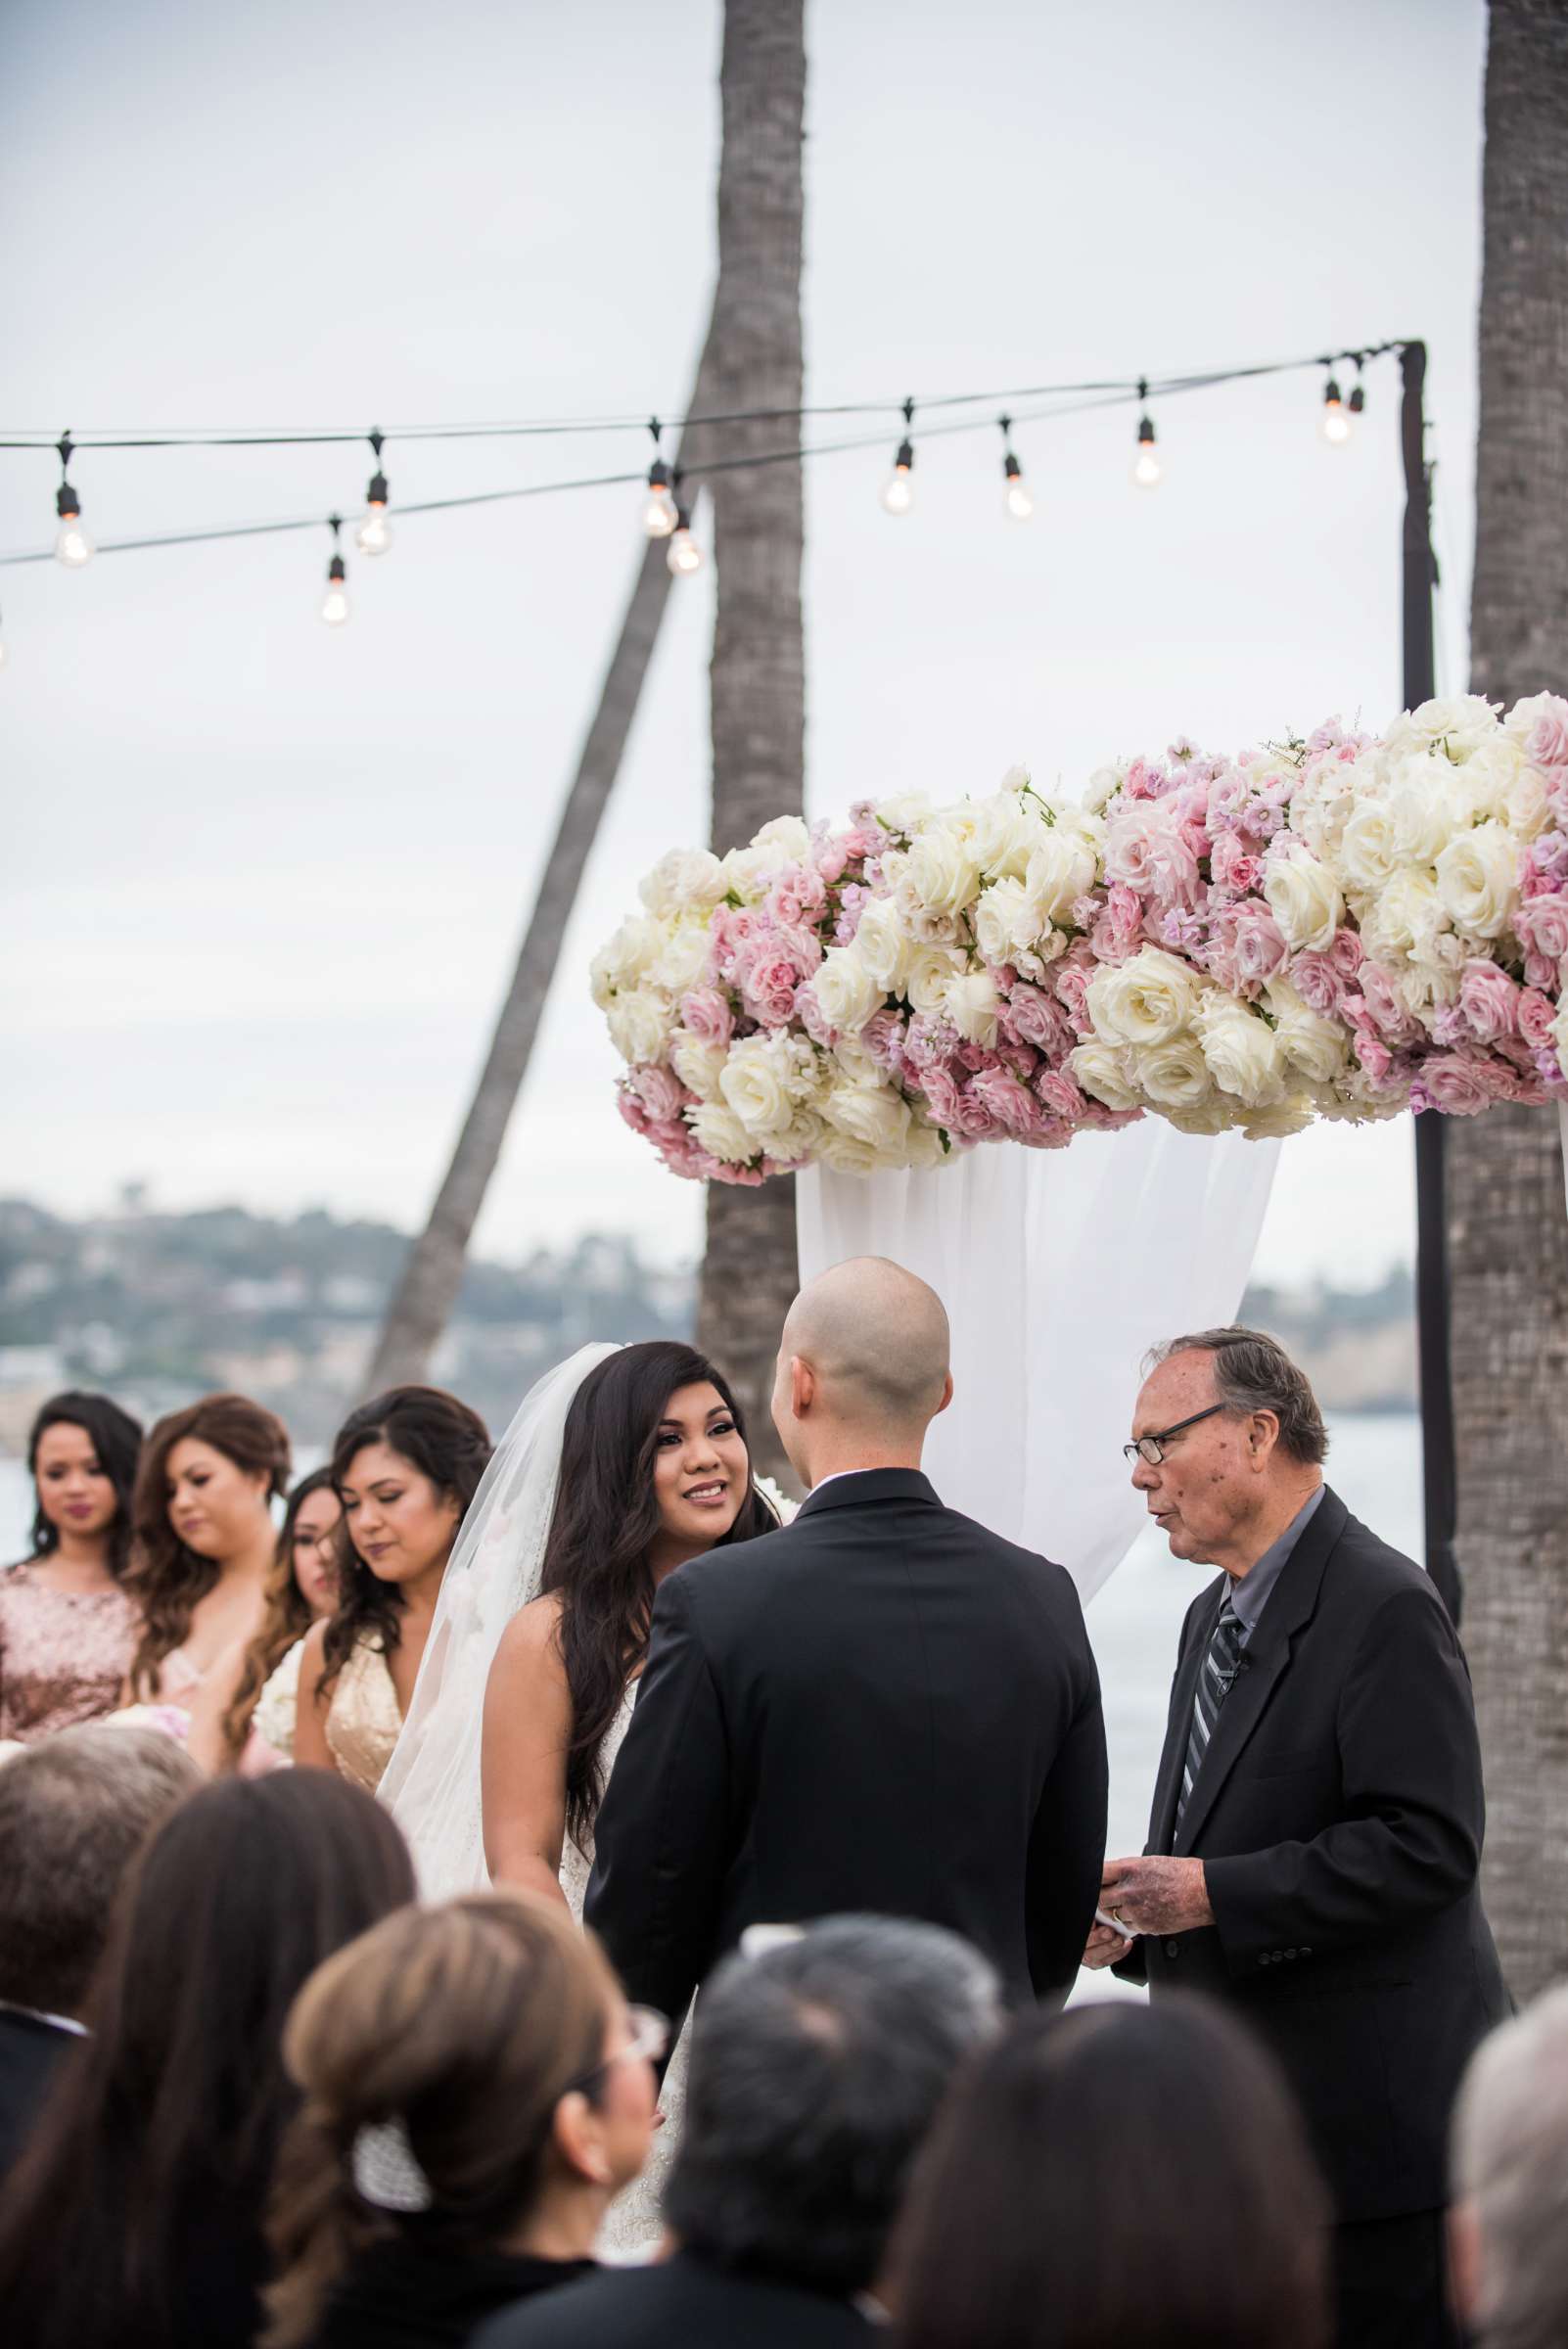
[[0, 345, 1409, 593], [998, 414, 1033, 522], [665, 468, 703, 576], [641, 419, 678, 539], [321, 516, 348, 626], [54, 435, 93, 566], [355, 432, 392, 556], [880, 397, 916, 515], [1131, 380, 1161, 489]]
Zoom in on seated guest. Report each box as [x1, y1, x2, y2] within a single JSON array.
[[0, 1724, 197, 2175], [1, 1392, 144, 1742], [187, 1469, 345, 1773], [887, 1997, 1331, 2349], [263, 1893, 655, 2348], [0, 1771, 415, 2349], [122, 1392, 293, 1717], [475, 1913, 1001, 2349], [1450, 1984, 1568, 2349]]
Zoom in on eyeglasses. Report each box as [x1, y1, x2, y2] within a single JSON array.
[[1123, 1404, 1225, 1467], [570, 2004, 669, 2096]]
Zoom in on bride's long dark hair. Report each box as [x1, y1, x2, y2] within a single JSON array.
[[539, 1341, 777, 1849]]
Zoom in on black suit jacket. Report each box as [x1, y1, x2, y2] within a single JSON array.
[[1120, 1486, 1508, 2223], [585, 1469, 1106, 2013], [472, 2251, 874, 2349], [0, 2006, 76, 2179]]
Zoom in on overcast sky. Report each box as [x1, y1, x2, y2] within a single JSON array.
[[2, 0, 1486, 1286]]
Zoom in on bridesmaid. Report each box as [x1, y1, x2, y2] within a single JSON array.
[[185, 1469, 343, 1773], [295, 1387, 490, 1793], [0, 1393, 144, 1742], [122, 1394, 291, 1720]]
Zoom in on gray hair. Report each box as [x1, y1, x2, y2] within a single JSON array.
[[0, 1725, 199, 2014], [1452, 1986, 1568, 2348], [666, 1913, 1002, 2296], [1145, 1326, 1328, 1465]]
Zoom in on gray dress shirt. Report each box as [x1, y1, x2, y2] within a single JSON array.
[[1227, 1484, 1325, 1644]]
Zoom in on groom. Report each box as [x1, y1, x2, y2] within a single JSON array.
[[585, 1256, 1107, 2016]]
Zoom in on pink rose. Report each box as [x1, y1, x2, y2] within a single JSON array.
[[859, 1007, 908, 1070], [1209, 831, 1264, 898], [1035, 1068, 1090, 1122], [917, 1065, 964, 1128], [967, 1066, 1047, 1136], [1525, 949, 1560, 992], [1289, 950, 1341, 1017], [680, 988, 735, 1049], [1088, 884, 1146, 967], [741, 952, 808, 1028], [953, 1085, 1000, 1140], [812, 835, 853, 887], [1052, 945, 1097, 1032], [630, 1065, 688, 1124], [1354, 1034, 1395, 1086], [1514, 892, 1568, 963], [1359, 963, 1420, 1044], [1519, 988, 1557, 1050], [1208, 904, 1289, 993], [1458, 960, 1521, 1043], [1327, 926, 1364, 978], [1002, 982, 1072, 1057], [766, 863, 828, 931], [1418, 1052, 1504, 1117], [1528, 698, 1568, 777]]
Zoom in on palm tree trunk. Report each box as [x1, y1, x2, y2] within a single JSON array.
[[366, 319, 722, 1394], [694, 0, 807, 1485], [1449, 0, 1568, 2001]]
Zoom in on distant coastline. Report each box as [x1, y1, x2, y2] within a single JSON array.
[[0, 1193, 1416, 1451]]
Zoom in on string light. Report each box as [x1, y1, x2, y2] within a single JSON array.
[[998, 414, 1033, 521], [1131, 382, 1162, 489], [355, 431, 392, 556], [641, 419, 679, 537], [1321, 372, 1351, 446], [1348, 357, 1366, 422], [881, 398, 915, 515], [666, 475, 703, 576], [53, 435, 94, 567], [320, 517, 349, 626]]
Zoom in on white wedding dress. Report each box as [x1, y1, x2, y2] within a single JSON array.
[[377, 1343, 683, 2256]]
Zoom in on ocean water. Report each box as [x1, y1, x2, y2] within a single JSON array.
[[1, 1412, 1420, 1993]]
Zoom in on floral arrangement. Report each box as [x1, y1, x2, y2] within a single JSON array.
[[593, 692, 1568, 1183]]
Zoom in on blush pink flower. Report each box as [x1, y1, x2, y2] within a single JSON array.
[[766, 863, 829, 931], [1519, 989, 1557, 1051], [1327, 926, 1364, 978], [1209, 831, 1265, 898], [967, 1067, 1047, 1136], [859, 1007, 908, 1070], [1002, 982, 1072, 1057], [1527, 698, 1568, 777], [1514, 893, 1568, 963], [1288, 950, 1341, 1017], [1208, 904, 1289, 993], [680, 988, 735, 1048], [1419, 1052, 1505, 1116], [1035, 1068, 1090, 1122], [1458, 960, 1521, 1043], [1354, 1034, 1395, 1086], [1088, 884, 1145, 966], [917, 1065, 965, 1128], [1052, 944, 1098, 1033], [1359, 962, 1420, 1044], [630, 1065, 688, 1124]]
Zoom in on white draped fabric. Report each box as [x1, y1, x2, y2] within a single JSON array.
[[796, 1126, 1281, 1603]]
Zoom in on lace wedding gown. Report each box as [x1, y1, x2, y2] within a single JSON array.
[[562, 1684, 687, 2259]]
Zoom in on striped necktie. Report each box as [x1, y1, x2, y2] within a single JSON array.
[[1176, 1590, 1245, 1829]]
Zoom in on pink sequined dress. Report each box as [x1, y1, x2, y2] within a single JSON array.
[[0, 1560, 141, 1743]]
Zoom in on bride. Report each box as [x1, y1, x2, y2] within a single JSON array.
[[378, 1337, 779, 2249]]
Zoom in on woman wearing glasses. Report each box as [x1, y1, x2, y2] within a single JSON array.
[[263, 1892, 662, 2349]]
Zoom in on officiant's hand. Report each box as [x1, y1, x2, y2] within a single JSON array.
[[1082, 1917, 1132, 1968], [1099, 1855, 1214, 1938]]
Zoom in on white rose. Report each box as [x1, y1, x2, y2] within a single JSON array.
[[893, 874, 961, 946], [853, 898, 913, 993], [1382, 754, 1467, 863], [814, 1128, 888, 1175], [874, 791, 934, 837], [1407, 693, 1499, 752], [638, 847, 728, 919], [966, 788, 1039, 880], [900, 1116, 949, 1172], [904, 945, 966, 1014], [719, 1039, 804, 1140], [942, 968, 1001, 1046], [767, 1108, 829, 1165], [589, 914, 661, 1007], [1238, 1097, 1316, 1140], [904, 823, 982, 919], [807, 946, 885, 1036], [606, 990, 673, 1066], [1193, 1000, 1287, 1108], [752, 814, 811, 860], [1069, 1041, 1142, 1114], [974, 877, 1044, 964], [1080, 762, 1128, 816], [649, 920, 712, 998], [669, 1034, 727, 1100], [1264, 979, 1350, 1085], [1085, 947, 1200, 1048], [687, 1100, 757, 1165], [1024, 828, 1100, 923], [821, 1079, 912, 1154], [1134, 1036, 1215, 1111], [1162, 1097, 1238, 1137], [1263, 850, 1344, 952], [1337, 798, 1401, 894], [1434, 821, 1520, 941], [1366, 869, 1445, 961]]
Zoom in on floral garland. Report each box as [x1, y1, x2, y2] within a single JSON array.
[[593, 693, 1568, 1184]]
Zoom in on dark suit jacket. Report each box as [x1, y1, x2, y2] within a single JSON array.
[[585, 1468, 1107, 2014], [1119, 1485, 1508, 2223], [472, 2251, 875, 2349], [0, 2005, 76, 2179]]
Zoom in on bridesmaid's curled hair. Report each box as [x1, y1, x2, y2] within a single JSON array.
[[26, 1390, 144, 1578]]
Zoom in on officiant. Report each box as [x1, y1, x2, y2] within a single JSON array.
[[1085, 1327, 1508, 2349]]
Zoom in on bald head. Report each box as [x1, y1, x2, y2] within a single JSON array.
[[777, 1261, 951, 1471]]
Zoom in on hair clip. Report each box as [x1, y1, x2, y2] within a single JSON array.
[[351, 2117, 434, 2213]]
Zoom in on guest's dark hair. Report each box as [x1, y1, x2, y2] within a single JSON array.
[[538, 1342, 778, 1850], [219, 1468, 341, 1761], [887, 1998, 1332, 2349], [667, 1913, 1000, 2297], [123, 1393, 292, 1696], [0, 1725, 198, 2015], [321, 1386, 491, 1697], [263, 1893, 622, 2349], [26, 1390, 145, 1578], [0, 1772, 415, 2349]]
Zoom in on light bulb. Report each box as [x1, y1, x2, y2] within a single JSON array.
[[321, 582, 350, 625], [1005, 479, 1035, 521], [55, 517, 95, 566], [356, 503, 392, 556], [1321, 391, 1351, 445], [643, 484, 678, 537], [881, 463, 914, 516], [1131, 446, 1162, 490], [668, 525, 703, 576]]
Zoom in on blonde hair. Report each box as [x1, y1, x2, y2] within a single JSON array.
[[262, 1893, 620, 2349]]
